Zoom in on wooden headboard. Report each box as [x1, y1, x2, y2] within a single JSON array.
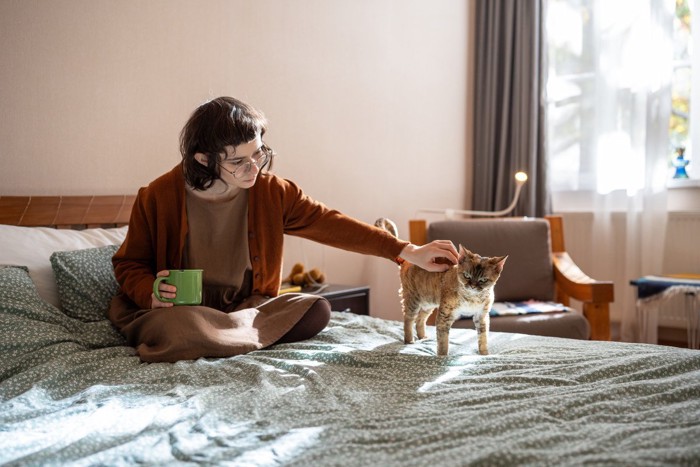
[[0, 195, 135, 229]]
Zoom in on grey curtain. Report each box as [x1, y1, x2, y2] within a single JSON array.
[[472, 0, 550, 217]]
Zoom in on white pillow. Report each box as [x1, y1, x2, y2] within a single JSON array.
[[0, 225, 127, 309]]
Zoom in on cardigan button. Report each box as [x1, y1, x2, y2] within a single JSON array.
[[253, 256, 260, 262], [254, 273, 261, 279]]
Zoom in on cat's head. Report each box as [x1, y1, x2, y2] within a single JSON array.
[[457, 245, 507, 290]]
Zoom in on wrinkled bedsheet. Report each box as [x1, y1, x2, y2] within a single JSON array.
[[2, 308, 700, 466]]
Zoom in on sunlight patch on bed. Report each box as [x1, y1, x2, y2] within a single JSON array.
[[493, 332, 530, 342], [275, 359, 325, 368], [418, 354, 482, 392], [419, 367, 468, 392], [232, 427, 324, 466], [295, 345, 357, 355], [4, 393, 194, 456]]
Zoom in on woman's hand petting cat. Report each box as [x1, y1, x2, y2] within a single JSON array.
[[399, 241, 459, 272]]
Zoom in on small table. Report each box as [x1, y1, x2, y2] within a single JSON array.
[[303, 284, 370, 316], [630, 275, 700, 348]]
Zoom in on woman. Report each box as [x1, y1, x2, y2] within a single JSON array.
[[109, 96, 458, 363]]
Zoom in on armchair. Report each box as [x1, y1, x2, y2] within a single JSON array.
[[409, 216, 614, 340]]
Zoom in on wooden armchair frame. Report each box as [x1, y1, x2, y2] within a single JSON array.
[[409, 216, 614, 341]]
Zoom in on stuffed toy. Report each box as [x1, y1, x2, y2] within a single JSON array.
[[282, 262, 326, 288]]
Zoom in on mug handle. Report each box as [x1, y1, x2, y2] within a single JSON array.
[[152, 276, 174, 303]]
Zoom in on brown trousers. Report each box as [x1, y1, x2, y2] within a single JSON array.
[[108, 293, 331, 363]]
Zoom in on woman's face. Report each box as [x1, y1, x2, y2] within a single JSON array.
[[196, 136, 266, 191]]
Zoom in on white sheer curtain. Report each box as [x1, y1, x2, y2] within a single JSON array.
[[547, 0, 675, 341]]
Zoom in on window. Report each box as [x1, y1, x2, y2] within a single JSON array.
[[545, 0, 694, 196], [670, 0, 692, 167]]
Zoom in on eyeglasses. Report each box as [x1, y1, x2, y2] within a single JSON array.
[[217, 147, 272, 179]]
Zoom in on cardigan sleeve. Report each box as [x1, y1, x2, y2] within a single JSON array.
[[112, 166, 187, 309], [277, 177, 409, 260], [112, 187, 159, 309]]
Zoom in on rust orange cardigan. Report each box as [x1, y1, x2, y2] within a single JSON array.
[[112, 165, 408, 310]]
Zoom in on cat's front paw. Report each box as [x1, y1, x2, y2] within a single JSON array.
[[404, 336, 415, 344], [478, 348, 489, 356]]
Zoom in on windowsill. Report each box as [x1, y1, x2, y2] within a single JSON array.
[[552, 184, 700, 213], [667, 178, 700, 188], [667, 179, 700, 211]]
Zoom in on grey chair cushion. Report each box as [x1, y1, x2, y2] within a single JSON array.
[[427, 218, 555, 302]]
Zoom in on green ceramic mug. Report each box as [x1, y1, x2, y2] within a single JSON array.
[[152, 269, 203, 305]]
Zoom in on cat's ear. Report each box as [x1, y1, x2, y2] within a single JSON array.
[[458, 244, 468, 263], [492, 255, 508, 273]]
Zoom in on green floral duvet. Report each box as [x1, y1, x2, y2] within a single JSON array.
[[1, 265, 700, 466]]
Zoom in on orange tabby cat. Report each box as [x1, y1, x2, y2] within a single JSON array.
[[375, 218, 507, 356]]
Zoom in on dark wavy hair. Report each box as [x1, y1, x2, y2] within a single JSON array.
[[180, 96, 274, 190]]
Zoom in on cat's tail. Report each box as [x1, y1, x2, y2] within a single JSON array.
[[374, 217, 399, 238]]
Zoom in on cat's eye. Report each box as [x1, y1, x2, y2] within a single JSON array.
[[463, 273, 472, 280], [479, 278, 488, 284]]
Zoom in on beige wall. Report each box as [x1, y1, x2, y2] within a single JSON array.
[[0, 0, 472, 320]]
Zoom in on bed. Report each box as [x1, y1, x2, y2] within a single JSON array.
[[1, 195, 699, 466]]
